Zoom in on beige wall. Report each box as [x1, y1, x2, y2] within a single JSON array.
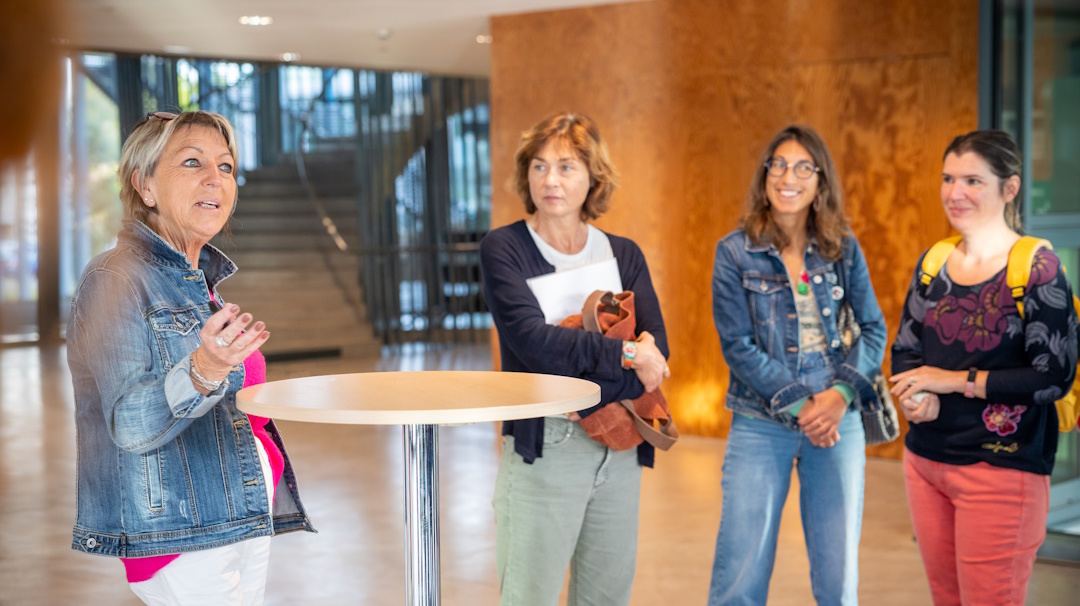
[[490, 0, 978, 458]]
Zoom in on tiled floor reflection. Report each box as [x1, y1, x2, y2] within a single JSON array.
[[1, 343, 1077, 605]]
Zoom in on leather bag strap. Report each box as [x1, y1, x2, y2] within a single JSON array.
[[581, 290, 612, 334], [620, 398, 679, 450]]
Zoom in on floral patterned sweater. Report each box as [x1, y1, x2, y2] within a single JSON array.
[[892, 248, 1078, 475]]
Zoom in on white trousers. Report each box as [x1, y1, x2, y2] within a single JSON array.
[[129, 437, 275, 606]]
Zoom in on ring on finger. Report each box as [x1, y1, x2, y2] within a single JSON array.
[[817, 418, 825, 427], [215, 336, 232, 348], [907, 378, 917, 386]]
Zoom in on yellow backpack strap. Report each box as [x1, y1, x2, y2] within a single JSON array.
[[920, 235, 962, 287], [1006, 236, 1051, 318]]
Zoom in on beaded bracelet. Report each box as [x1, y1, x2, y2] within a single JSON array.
[[189, 350, 224, 392]]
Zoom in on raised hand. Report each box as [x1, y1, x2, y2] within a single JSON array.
[[191, 303, 270, 392]]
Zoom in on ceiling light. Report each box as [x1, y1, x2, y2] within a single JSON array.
[[281, 52, 300, 62], [163, 45, 192, 55], [377, 29, 392, 41], [239, 15, 273, 26], [475, 35, 493, 44]]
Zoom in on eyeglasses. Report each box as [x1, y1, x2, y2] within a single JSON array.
[[147, 111, 178, 122], [764, 158, 820, 180]]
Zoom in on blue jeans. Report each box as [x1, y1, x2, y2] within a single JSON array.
[[493, 416, 642, 606], [708, 352, 866, 606]]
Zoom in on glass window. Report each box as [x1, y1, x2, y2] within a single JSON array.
[[17, 50, 491, 347], [59, 54, 122, 331], [1029, 4, 1080, 218], [997, 0, 1080, 560], [0, 155, 38, 342], [1016, 1, 1080, 247]]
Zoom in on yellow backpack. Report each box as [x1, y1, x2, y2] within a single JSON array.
[[920, 235, 1080, 433]]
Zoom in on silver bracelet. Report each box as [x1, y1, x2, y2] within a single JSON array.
[[189, 351, 224, 392]]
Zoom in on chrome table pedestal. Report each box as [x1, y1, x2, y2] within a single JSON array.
[[404, 423, 439, 605]]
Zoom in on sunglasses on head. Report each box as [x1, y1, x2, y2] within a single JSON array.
[[146, 111, 179, 122]]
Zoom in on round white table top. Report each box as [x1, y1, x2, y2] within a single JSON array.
[[236, 370, 600, 425]]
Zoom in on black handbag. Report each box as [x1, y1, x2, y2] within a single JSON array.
[[836, 262, 900, 446]]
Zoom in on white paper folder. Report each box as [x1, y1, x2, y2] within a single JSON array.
[[526, 258, 623, 325]]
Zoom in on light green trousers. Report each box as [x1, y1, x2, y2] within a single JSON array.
[[494, 416, 643, 606]]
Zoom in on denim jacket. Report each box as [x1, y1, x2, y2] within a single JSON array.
[[67, 220, 313, 558], [712, 228, 887, 429]]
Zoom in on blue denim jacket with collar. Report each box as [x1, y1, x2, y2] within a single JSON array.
[[67, 220, 314, 558], [712, 228, 887, 429]]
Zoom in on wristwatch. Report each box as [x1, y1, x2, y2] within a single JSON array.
[[964, 367, 977, 398], [621, 341, 638, 369]]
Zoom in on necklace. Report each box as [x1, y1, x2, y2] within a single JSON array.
[[797, 271, 809, 295]]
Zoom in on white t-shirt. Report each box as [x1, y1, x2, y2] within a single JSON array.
[[525, 223, 614, 271]]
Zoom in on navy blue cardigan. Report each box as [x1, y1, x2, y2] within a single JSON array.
[[480, 220, 669, 467]]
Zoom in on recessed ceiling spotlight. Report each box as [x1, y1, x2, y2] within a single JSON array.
[[163, 45, 192, 55], [475, 34, 493, 44], [239, 15, 273, 26], [377, 28, 391, 41], [281, 52, 300, 62]]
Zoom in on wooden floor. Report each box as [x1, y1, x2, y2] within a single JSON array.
[[2, 342, 1077, 605]]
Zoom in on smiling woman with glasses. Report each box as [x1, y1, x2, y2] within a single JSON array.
[[707, 125, 887, 605], [66, 110, 314, 605]]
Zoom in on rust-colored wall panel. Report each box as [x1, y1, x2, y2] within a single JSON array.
[[490, 0, 979, 457], [656, 0, 953, 71]]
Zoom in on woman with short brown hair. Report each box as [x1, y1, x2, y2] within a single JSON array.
[[481, 112, 669, 605]]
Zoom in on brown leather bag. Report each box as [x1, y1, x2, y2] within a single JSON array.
[[559, 290, 679, 451]]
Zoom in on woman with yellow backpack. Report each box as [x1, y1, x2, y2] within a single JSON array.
[[889, 130, 1079, 605]]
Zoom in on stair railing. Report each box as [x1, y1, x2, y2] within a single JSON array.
[[288, 72, 367, 324], [293, 71, 349, 252]]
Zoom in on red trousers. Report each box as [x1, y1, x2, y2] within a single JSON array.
[[903, 449, 1049, 606]]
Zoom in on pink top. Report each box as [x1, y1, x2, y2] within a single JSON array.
[[121, 350, 283, 583]]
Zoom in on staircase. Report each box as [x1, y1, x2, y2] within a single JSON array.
[[211, 149, 380, 359]]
